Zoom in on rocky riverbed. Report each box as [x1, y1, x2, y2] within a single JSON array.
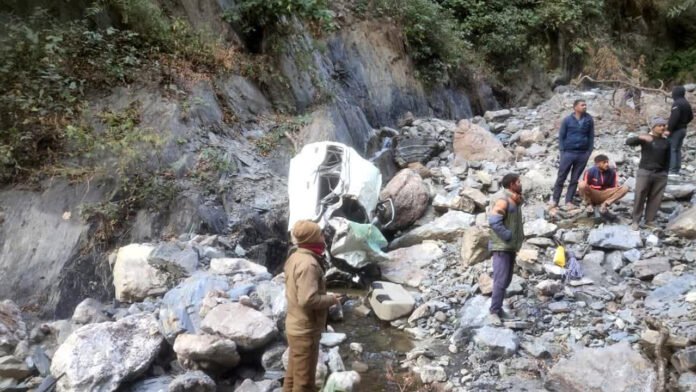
[[1, 86, 696, 392]]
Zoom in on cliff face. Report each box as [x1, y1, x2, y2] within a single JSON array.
[[0, 0, 497, 317]]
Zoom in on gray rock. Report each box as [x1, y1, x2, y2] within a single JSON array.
[[623, 249, 641, 263], [535, 280, 563, 297], [669, 207, 696, 239], [473, 326, 519, 359], [0, 301, 27, 357], [678, 372, 696, 391], [672, 347, 696, 373], [419, 365, 447, 383], [588, 225, 642, 250], [523, 219, 558, 238], [149, 242, 199, 275], [323, 370, 361, 391], [606, 251, 624, 272], [50, 314, 164, 392], [666, 184, 696, 200], [521, 338, 551, 359], [72, 298, 108, 325], [390, 211, 475, 249], [261, 342, 287, 371], [546, 341, 656, 392], [173, 334, 240, 369], [460, 226, 490, 266], [320, 333, 347, 347], [632, 257, 671, 280], [548, 301, 571, 313], [0, 355, 31, 380], [209, 258, 268, 277], [457, 295, 491, 331], [382, 242, 442, 287], [201, 303, 277, 351], [453, 120, 512, 163], [379, 169, 430, 231], [130, 376, 173, 392], [484, 109, 512, 122], [562, 231, 586, 244], [168, 371, 215, 392], [159, 273, 230, 341]]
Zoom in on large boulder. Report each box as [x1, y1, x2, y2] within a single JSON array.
[[460, 226, 490, 267], [148, 242, 199, 275], [668, 207, 696, 239], [173, 334, 240, 369], [453, 119, 512, 163], [588, 225, 642, 250], [200, 303, 277, 350], [379, 169, 430, 231], [113, 244, 168, 302], [50, 314, 164, 392], [381, 241, 443, 287], [389, 211, 475, 249], [546, 341, 657, 392], [0, 300, 27, 357], [159, 273, 230, 341]]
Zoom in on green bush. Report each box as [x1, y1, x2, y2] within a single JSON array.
[[225, 0, 335, 33], [651, 47, 696, 83]]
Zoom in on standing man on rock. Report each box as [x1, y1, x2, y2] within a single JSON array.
[[487, 173, 524, 326], [284, 220, 339, 392], [667, 85, 693, 178], [578, 154, 629, 218], [627, 117, 671, 230], [551, 99, 595, 212]]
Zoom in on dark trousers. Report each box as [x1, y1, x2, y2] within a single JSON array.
[[490, 251, 515, 314], [632, 168, 668, 224], [553, 150, 591, 205], [284, 334, 321, 392], [669, 128, 687, 174]]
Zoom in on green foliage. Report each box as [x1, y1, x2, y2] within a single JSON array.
[[665, 0, 696, 17], [650, 46, 696, 83], [225, 0, 335, 33], [360, 0, 468, 84], [255, 115, 309, 155]]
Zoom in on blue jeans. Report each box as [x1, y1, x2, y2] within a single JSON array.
[[490, 251, 514, 314], [553, 150, 591, 205], [669, 128, 687, 174]]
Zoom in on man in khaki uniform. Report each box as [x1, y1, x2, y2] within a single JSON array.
[[284, 220, 338, 392]]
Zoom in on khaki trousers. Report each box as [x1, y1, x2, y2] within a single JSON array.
[[284, 334, 321, 392], [578, 181, 629, 206]]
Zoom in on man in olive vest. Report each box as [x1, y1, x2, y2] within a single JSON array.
[[487, 173, 524, 326]]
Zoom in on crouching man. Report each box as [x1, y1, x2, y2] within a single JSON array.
[[487, 173, 524, 326], [284, 220, 339, 392], [578, 154, 629, 218]]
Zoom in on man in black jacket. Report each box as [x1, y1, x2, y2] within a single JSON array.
[[627, 117, 671, 230], [667, 86, 693, 177]]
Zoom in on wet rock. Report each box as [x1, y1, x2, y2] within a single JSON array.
[[419, 365, 447, 383], [461, 226, 490, 267], [453, 120, 512, 163], [389, 211, 475, 249], [382, 241, 442, 287], [379, 169, 430, 231], [546, 341, 656, 392], [209, 258, 269, 277], [632, 257, 671, 280], [50, 314, 164, 392], [148, 242, 199, 275], [673, 347, 696, 373], [168, 371, 215, 392], [71, 298, 108, 325], [473, 326, 519, 359], [113, 244, 168, 302], [159, 273, 230, 341], [173, 334, 240, 369], [523, 219, 558, 238], [0, 300, 27, 357], [668, 207, 696, 239], [0, 355, 31, 380], [320, 333, 347, 347], [201, 303, 277, 350], [588, 225, 642, 250]]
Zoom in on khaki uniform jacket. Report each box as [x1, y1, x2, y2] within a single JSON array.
[[284, 248, 333, 336]]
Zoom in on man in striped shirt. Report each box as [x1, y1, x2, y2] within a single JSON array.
[[577, 154, 629, 218]]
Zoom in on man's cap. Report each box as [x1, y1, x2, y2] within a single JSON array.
[[650, 116, 667, 128], [291, 220, 323, 244]]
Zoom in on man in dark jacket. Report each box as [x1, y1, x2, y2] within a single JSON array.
[[578, 154, 628, 217], [667, 85, 694, 177], [551, 99, 595, 211], [487, 173, 524, 326], [627, 117, 671, 230]]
